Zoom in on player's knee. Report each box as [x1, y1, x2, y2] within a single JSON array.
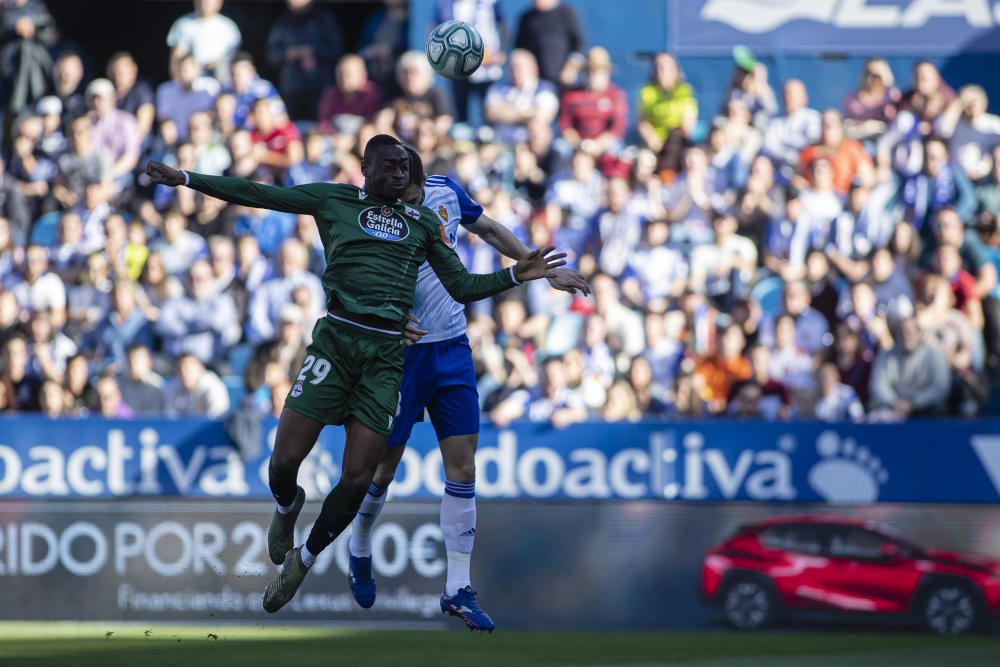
[[445, 456, 476, 484], [269, 449, 305, 474], [371, 465, 396, 489], [338, 469, 374, 499]]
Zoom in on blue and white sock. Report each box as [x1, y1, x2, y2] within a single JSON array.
[[348, 481, 388, 558], [300, 543, 316, 568], [442, 479, 476, 596]]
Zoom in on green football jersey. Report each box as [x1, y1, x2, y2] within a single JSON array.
[[185, 173, 517, 327]]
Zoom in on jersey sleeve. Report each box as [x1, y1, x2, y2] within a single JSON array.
[[186, 172, 329, 216], [435, 175, 484, 226], [423, 217, 517, 303]]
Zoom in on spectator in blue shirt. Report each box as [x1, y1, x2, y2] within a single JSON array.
[[84, 280, 153, 373], [156, 258, 241, 365], [227, 51, 279, 130]]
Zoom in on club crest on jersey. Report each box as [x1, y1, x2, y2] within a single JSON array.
[[358, 205, 410, 241], [437, 204, 449, 223], [438, 223, 455, 248], [404, 205, 421, 220], [290, 383, 303, 398]]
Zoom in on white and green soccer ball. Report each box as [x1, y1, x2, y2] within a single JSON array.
[[425, 20, 485, 80]]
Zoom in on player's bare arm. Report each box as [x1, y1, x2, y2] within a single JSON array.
[[466, 215, 590, 295]]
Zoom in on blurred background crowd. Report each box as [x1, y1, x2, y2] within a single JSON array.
[[1, 0, 1000, 427]]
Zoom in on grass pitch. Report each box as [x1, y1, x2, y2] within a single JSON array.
[[0, 622, 997, 667]]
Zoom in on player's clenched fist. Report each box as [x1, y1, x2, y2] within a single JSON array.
[[145, 160, 186, 187], [513, 246, 567, 283]]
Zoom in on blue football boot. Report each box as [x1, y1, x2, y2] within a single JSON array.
[[440, 586, 495, 632], [348, 555, 376, 608]]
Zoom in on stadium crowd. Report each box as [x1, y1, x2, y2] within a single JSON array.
[[1, 0, 1000, 427]]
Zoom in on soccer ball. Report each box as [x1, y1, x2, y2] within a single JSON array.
[[425, 20, 485, 80]]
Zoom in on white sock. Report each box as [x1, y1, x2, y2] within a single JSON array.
[[276, 500, 295, 515], [441, 479, 476, 596], [348, 481, 388, 558], [299, 543, 316, 568]]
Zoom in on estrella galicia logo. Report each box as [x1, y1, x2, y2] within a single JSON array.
[[358, 205, 410, 241]]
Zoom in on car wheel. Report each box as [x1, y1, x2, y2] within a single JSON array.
[[722, 577, 776, 630], [922, 584, 980, 635]]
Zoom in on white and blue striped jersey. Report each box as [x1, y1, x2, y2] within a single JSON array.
[[412, 175, 484, 343]]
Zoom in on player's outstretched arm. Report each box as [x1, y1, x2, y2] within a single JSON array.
[[425, 226, 566, 304], [145, 161, 324, 216], [467, 214, 590, 295], [512, 246, 568, 282]]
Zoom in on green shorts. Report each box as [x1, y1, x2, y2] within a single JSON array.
[[284, 315, 406, 436]]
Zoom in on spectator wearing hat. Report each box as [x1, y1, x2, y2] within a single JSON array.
[[638, 53, 698, 153], [33, 94, 67, 159], [107, 52, 155, 144], [514, 0, 584, 86], [267, 0, 345, 120], [558, 47, 628, 156], [87, 78, 140, 184], [166, 0, 242, 86], [724, 46, 777, 129], [156, 52, 220, 145], [485, 49, 558, 145], [317, 54, 382, 132]]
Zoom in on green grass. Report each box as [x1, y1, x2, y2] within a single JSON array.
[[0, 623, 997, 667]]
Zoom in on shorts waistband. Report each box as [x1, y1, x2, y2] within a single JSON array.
[[326, 311, 402, 336], [327, 293, 402, 335]]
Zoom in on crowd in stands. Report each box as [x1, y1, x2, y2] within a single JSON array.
[[1, 0, 999, 426]]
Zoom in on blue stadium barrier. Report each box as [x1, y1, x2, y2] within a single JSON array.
[[1, 417, 998, 504]]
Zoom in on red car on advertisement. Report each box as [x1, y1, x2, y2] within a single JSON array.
[[701, 516, 1000, 634]]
